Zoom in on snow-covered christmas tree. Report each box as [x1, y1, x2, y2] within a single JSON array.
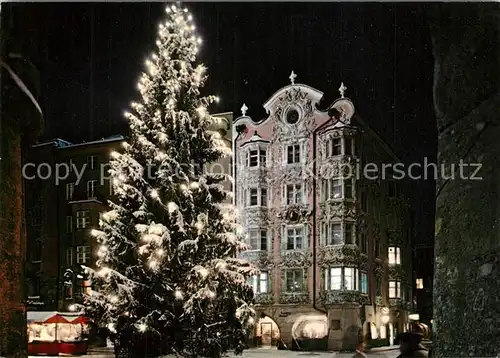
[[83, 5, 256, 357]]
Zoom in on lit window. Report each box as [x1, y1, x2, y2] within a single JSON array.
[[286, 227, 304, 250], [76, 211, 90, 229], [287, 144, 301, 164], [388, 246, 401, 265], [248, 229, 267, 251], [249, 272, 269, 294], [285, 184, 303, 205], [328, 268, 342, 290], [416, 278, 424, 289], [344, 267, 357, 290], [285, 269, 304, 292], [76, 246, 91, 264], [389, 280, 401, 298], [325, 267, 358, 291], [66, 183, 75, 201], [360, 272, 368, 294], [82, 279, 92, 295]]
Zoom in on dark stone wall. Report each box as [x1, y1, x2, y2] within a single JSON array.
[[429, 4, 500, 357]]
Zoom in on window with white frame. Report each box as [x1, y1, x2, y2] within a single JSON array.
[[286, 226, 304, 250], [326, 137, 342, 157], [87, 155, 97, 170], [388, 246, 401, 265], [87, 180, 97, 198], [76, 246, 91, 264], [248, 228, 268, 251], [416, 278, 424, 289], [344, 267, 357, 290], [247, 148, 266, 167], [76, 211, 90, 229], [389, 280, 401, 298], [360, 272, 368, 294], [249, 272, 269, 294], [328, 223, 342, 245], [285, 269, 305, 292], [66, 248, 73, 267], [322, 177, 354, 200], [66, 216, 73, 234], [287, 144, 301, 164], [325, 267, 359, 290], [66, 183, 75, 201], [247, 187, 267, 207], [285, 183, 303, 205]]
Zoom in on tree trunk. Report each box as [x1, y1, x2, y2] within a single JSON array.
[[0, 117, 27, 357], [430, 3, 500, 356]]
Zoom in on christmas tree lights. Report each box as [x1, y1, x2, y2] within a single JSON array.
[[83, 4, 256, 358]]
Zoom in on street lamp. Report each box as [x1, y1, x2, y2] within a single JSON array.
[[381, 315, 390, 325]]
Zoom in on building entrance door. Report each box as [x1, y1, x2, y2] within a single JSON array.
[[260, 322, 273, 347]]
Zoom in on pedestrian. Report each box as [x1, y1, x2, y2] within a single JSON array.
[[351, 341, 368, 358], [396, 332, 428, 358]]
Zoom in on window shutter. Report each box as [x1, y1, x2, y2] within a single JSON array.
[[281, 184, 286, 204], [302, 181, 307, 205], [282, 145, 287, 166]]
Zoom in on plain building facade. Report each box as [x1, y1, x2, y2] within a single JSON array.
[[234, 76, 413, 350]]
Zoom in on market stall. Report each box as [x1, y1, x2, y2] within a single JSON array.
[[27, 311, 89, 356]]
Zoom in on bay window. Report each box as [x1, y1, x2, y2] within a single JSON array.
[[388, 246, 401, 265], [247, 187, 268, 207], [321, 221, 355, 246], [248, 228, 268, 251], [321, 177, 355, 200], [285, 269, 305, 292], [389, 280, 401, 298], [247, 148, 267, 167], [325, 267, 359, 290], [249, 272, 269, 294]]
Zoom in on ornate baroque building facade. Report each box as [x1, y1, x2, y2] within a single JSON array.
[[233, 74, 413, 351]]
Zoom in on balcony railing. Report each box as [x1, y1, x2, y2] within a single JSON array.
[[254, 293, 274, 305], [319, 290, 370, 306], [279, 292, 310, 304]]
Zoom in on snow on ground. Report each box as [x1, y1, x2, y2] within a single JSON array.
[[27, 347, 400, 358]]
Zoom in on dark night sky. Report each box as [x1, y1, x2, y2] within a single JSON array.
[[8, 2, 437, 243]]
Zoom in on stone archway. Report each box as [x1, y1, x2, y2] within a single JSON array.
[[254, 314, 281, 348]]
